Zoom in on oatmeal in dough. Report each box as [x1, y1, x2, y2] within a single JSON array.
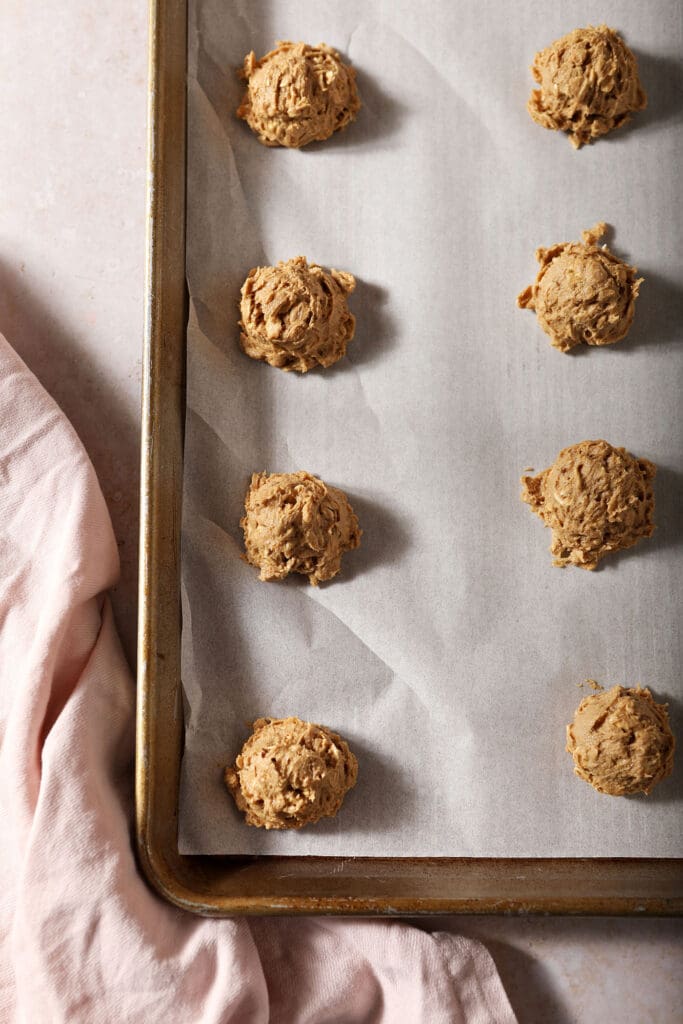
[[521, 440, 655, 569], [237, 41, 361, 148], [527, 25, 646, 148], [241, 470, 361, 585], [517, 223, 642, 353], [239, 257, 356, 372], [225, 717, 358, 829], [567, 686, 675, 796]]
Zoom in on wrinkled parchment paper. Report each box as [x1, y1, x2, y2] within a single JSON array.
[[179, 0, 683, 855]]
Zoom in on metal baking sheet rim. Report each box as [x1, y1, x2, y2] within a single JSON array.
[[134, 0, 683, 917]]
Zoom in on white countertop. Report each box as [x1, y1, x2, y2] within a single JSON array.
[[0, 5, 680, 1020]]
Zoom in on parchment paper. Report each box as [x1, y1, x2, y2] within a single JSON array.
[[179, 0, 683, 856]]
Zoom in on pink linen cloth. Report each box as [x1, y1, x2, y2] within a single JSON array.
[[0, 332, 517, 1024]]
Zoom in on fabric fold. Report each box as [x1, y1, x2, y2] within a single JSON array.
[[0, 332, 516, 1023]]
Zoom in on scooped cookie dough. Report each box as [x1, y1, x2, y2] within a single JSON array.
[[517, 223, 642, 353], [241, 470, 361, 585], [237, 41, 361, 148], [567, 685, 675, 796], [527, 25, 647, 148], [521, 440, 656, 569], [225, 716, 358, 829], [239, 257, 356, 372]]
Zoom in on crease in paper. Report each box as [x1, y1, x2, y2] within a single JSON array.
[[179, 0, 683, 857]]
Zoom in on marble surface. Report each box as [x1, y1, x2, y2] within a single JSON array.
[[1, 2, 146, 662], [417, 917, 683, 1023], [0, 4, 680, 1021]]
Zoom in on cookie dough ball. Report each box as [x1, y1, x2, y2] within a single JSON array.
[[527, 25, 647, 148], [225, 717, 358, 829], [567, 686, 675, 795], [521, 440, 655, 569], [517, 223, 642, 353], [237, 41, 361, 148], [241, 470, 361, 585], [239, 257, 356, 372]]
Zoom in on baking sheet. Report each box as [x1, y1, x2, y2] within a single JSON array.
[[179, 0, 683, 856]]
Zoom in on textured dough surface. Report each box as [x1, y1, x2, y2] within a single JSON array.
[[241, 470, 361, 585], [521, 440, 655, 569], [239, 257, 356, 372], [237, 40, 361, 148], [517, 223, 642, 353], [225, 717, 358, 829], [527, 25, 646, 148], [567, 686, 675, 795]]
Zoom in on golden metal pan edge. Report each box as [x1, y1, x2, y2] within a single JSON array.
[[135, 0, 683, 917]]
